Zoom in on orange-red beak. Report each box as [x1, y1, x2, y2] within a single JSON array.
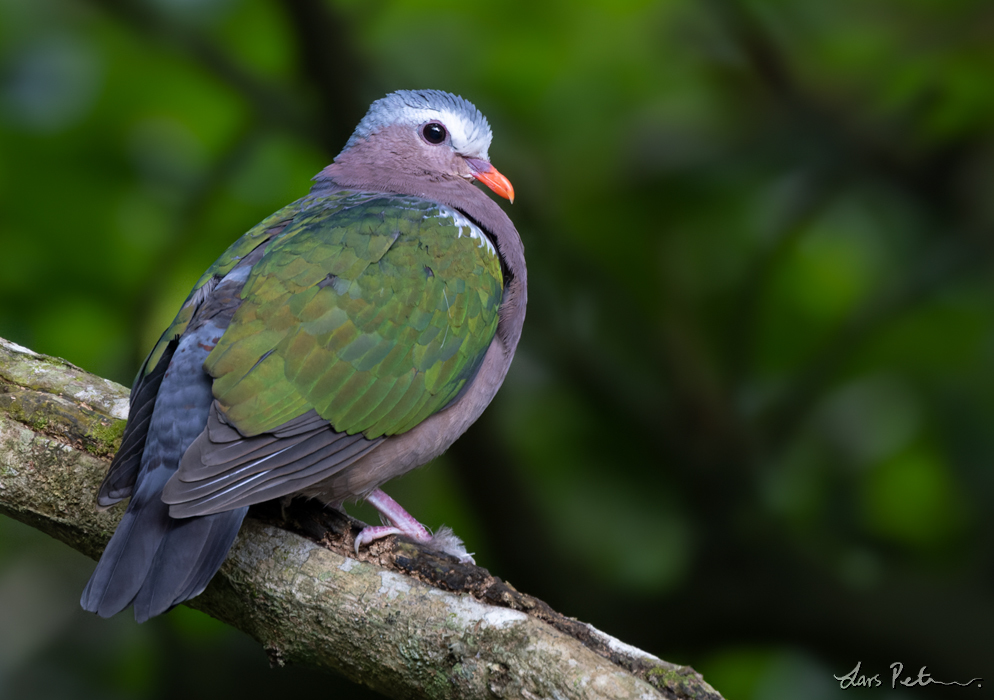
[[465, 158, 515, 203]]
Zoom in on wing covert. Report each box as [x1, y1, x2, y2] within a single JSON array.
[[140, 200, 306, 378], [204, 193, 503, 440]]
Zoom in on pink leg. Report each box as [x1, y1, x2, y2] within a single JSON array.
[[354, 488, 474, 563], [355, 488, 431, 552]]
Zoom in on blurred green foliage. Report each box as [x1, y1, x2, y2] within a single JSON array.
[[2, 0, 993, 698]]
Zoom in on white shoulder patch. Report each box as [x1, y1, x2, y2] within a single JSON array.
[[435, 206, 496, 257]]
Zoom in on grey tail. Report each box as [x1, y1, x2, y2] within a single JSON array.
[[81, 321, 247, 622], [133, 504, 248, 622], [80, 464, 248, 622]]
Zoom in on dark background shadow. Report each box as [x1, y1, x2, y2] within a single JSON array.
[[1, 0, 992, 698]]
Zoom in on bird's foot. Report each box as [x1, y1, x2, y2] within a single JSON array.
[[355, 488, 475, 564]]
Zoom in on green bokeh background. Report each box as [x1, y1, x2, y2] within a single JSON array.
[[2, 0, 992, 698]]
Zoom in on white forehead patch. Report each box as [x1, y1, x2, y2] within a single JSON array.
[[342, 89, 493, 160], [393, 105, 491, 158]]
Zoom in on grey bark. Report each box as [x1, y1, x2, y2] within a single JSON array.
[[0, 336, 723, 700]]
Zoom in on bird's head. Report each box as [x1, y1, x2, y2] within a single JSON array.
[[334, 89, 514, 203]]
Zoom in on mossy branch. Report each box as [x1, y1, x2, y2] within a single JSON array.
[[0, 336, 723, 700]]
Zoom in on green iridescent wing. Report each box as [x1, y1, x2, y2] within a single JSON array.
[[141, 201, 306, 376], [96, 201, 304, 505], [204, 192, 504, 439]]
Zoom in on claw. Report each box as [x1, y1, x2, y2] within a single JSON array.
[[353, 525, 403, 555], [354, 489, 475, 563]]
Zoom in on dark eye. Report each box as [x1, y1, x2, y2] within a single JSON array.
[[422, 122, 447, 144]]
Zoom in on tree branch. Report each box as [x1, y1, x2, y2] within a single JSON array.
[[0, 337, 723, 700]]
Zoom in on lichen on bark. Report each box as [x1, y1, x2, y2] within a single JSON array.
[[0, 336, 724, 700]]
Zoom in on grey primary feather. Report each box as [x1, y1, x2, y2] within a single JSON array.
[[162, 403, 382, 517], [97, 338, 178, 506]]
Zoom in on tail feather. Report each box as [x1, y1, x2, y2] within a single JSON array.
[[82, 320, 242, 621], [81, 464, 249, 621], [80, 468, 173, 618], [132, 506, 248, 622]]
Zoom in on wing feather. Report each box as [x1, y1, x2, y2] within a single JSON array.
[[96, 338, 178, 506], [164, 193, 502, 514], [163, 404, 383, 516], [204, 194, 503, 440]]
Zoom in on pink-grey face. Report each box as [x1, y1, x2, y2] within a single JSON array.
[[342, 89, 514, 203]]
